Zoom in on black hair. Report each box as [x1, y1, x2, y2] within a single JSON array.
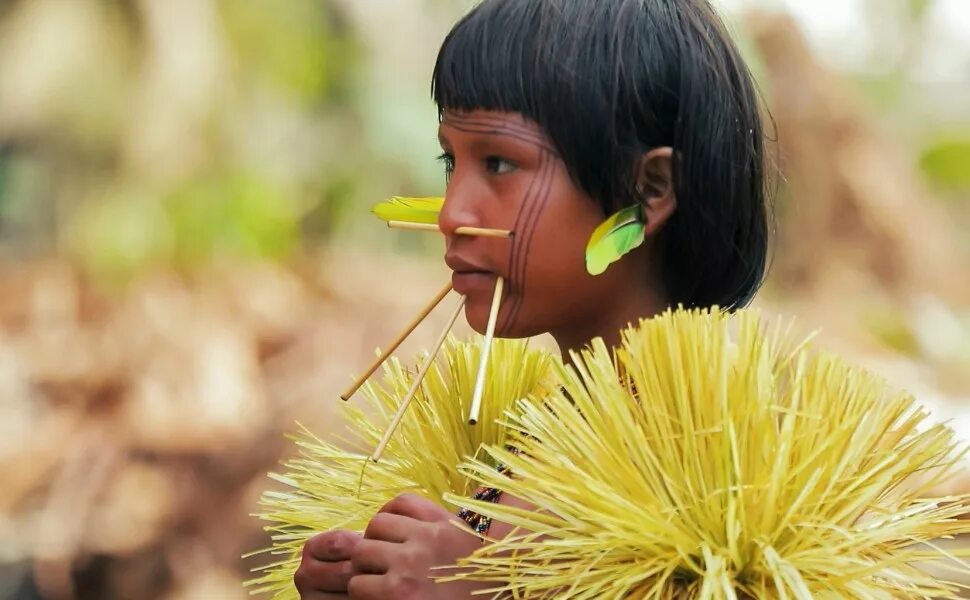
[[432, 0, 772, 310]]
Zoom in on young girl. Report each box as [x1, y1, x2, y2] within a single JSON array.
[[295, 0, 768, 597]]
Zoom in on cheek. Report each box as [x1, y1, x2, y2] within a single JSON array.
[[503, 185, 605, 330], [527, 181, 602, 285], [526, 220, 587, 287]]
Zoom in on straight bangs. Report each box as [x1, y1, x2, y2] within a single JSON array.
[[431, 2, 545, 126], [431, 1, 636, 210]]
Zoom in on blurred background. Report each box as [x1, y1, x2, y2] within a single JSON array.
[[0, 0, 967, 598]]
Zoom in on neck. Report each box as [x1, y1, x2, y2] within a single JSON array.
[[551, 287, 669, 359]]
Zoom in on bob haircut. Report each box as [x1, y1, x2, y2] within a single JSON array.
[[432, 0, 771, 311]]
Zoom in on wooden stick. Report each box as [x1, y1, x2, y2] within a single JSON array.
[[370, 296, 467, 462], [341, 282, 453, 401], [468, 276, 504, 425], [386, 221, 513, 239]]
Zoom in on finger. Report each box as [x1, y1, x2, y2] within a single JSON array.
[[379, 493, 452, 522], [294, 556, 354, 594], [306, 530, 362, 561], [350, 539, 398, 575], [347, 574, 393, 600], [364, 512, 415, 542]]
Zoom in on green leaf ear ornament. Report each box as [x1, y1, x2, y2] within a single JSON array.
[[585, 204, 646, 276]]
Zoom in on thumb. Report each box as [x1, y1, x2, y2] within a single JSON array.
[[306, 529, 363, 561], [378, 493, 452, 522]]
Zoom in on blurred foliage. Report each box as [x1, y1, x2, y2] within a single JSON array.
[[907, 0, 934, 21], [0, 0, 958, 284], [167, 173, 298, 265], [920, 138, 970, 195], [68, 173, 300, 279], [0, 149, 9, 214], [0, 2, 968, 599], [862, 304, 922, 355], [221, 0, 356, 103], [0, 0, 366, 281]]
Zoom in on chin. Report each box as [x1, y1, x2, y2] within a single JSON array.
[[462, 303, 538, 339], [462, 302, 490, 336]]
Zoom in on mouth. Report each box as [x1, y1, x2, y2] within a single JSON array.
[[445, 254, 499, 295], [450, 271, 497, 295]]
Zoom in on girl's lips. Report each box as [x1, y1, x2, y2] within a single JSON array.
[[451, 271, 497, 295]]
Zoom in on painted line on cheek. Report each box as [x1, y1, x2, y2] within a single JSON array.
[[500, 149, 556, 335], [512, 149, 555, 310], [502, 151, 554, 334], [513, 151, 554, 290], [504, 151, 548, 322]]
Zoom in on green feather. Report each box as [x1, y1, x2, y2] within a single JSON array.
[[585, 204, 645, 276], [371, 196, 444, 225]]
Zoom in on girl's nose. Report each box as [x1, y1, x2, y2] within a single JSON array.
[[437, 182, 481, 240]]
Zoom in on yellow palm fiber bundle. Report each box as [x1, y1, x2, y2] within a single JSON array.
[[246, 337, 557, 599], [445, 308, 970, 599]]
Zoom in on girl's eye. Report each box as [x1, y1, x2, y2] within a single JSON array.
[[484, 156, 517, 175], [436, 152, 455, 182]]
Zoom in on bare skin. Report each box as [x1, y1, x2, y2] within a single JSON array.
[[295, 109, 677, 599]]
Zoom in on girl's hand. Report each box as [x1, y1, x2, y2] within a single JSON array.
[[347, 493, 485, 600], [294, 529, 362, 599]]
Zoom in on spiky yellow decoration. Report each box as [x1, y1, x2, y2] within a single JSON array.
[[246, 337, 557, 599], [444, 308, 970, 599]]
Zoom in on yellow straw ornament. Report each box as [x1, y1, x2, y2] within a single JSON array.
[[246, 337, 558, 599], [469, 276, 505, 425], [444, 307, 970, 599], [372, 196, 512, 238]]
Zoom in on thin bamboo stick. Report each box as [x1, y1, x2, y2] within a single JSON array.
[[370, 296, 467, 462], [468, 276, 504, 425], [340, 282, 453, 401], [386, 221, 513, 239]]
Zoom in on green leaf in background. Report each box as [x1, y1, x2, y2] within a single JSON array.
[[67, 173, 301, 281], [68, 190, 174, 281], [861, 305, 921, 356], [166, 172, 299, 266], [301, 174, 357, 241], [907, 0, 934, 22], [919, 138, 970, 194], [853, 74, 906, 114], [220, 0, 357, 103], [0, 150, 8, 214]]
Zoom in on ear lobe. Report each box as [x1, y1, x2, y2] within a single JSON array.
[[637, 147, 676, 237]]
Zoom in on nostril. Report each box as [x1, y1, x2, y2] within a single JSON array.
[[437, 197, 479, 238]]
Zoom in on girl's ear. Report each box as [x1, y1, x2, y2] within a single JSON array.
[[636, 147, 676, 237]]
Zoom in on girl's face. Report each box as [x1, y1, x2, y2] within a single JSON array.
[[438, 109, 657, 349]]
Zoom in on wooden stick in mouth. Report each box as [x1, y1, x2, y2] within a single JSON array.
[[467, 276, 504, 425], [340, 282, 453, 402], [370, 295, 467, 462], [386, 221, 513, 239]]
